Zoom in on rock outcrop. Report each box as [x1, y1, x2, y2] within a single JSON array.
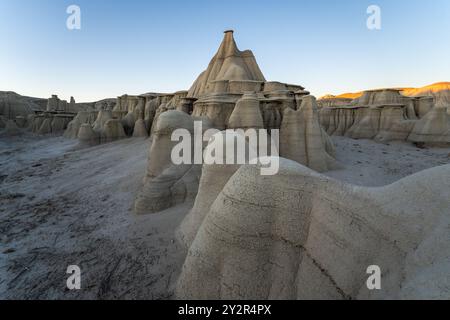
[[280, 96, 337, 172], [187, 30, 266, 98], [50, 116, 69, 133], [134, 111, 205, 214], [145, 111, 195, 181], [176, 159, 450, 300], [47, 95, 68, 112], [402, 82, 450, 108], [77, 123, 100, 147], [101, 119, 126, 143], [0, 91, 44, 120], [93, 110, 113, 133], [408, 106, 450, 146], [190, 31, 304, 130], [134, 31, 337, 216], [64, 111, 98, 138], [65, 93, 189, 145], [0, 115, 7, 129], [318, 85, 450, 145], [177, 131, 254, 248], [227, 92, 264, 130], [345, 107, 380, 139], [132, 119, 149, 138]]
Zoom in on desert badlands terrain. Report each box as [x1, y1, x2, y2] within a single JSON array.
[[1, 31, 449, 299]]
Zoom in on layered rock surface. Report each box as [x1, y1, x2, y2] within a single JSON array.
[[318, 85, 450, 145], [280, 96, 337, 172], [134, 111, 209, 214], [176, 159, 450, 299], [133, 31, 337, 215]]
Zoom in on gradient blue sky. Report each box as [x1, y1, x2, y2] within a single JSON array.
[[1, 0, 449, 102]]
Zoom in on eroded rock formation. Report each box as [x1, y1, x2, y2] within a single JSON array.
[[280, 95, 337, 172], [102, 119, 127, 143], [64, 111, 98, 138], [227, 92, 264, 130], [318, 85, 450, 146], [64, 92, 190, 145], [408, 106, 450, 146], [176, 159, 450, 299], [133, 31, 337, 215], [0, 91, 44, 120], [132, 119, 149, 138], [0, 119, 22, 136], [177, 131, 256, 248], [134, 111, 206, 214], [77, 123, 100, 147], [190, 31, 305, 130]]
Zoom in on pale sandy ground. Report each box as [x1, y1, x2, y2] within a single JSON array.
[[0, 133, 449, 299]]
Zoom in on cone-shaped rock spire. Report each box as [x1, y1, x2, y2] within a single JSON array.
[[187, 30, 266, 98]]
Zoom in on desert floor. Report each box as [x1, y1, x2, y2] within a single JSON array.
[[1, 134, 449, 299]]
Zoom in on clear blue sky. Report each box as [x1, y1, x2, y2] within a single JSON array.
[[1, 0, 449, 102]]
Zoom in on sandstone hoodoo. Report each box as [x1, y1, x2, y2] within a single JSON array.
[[0, 119, 21, 137], [318, 83, 450, 146], [187, 30, 266, 98], [280, 95, 337, 172], [77, 123, 100, 147], [189, 31, 305, 130], [176, 160, 450, 299], [133, 30, 338, 215], [177, 130, 256, 248], [2, 24, 450, 302]]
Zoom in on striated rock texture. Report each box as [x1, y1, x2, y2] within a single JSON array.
[[77, 123, 100, 147], [177, 131, 254, 248], [318, 97, 353, 108], [0, 92, 78, 135], [145, 110, 195, 181], [318, 83, 450, 144], [50, 116, 69, 133], [27, 114, 73, 135], [134, 111, 207, 215], [0, 120, 22, 136], [176, 159, 450, 300], [135, 164, 201, 214], [0, 91, 45, 120], [64, 118, 82, 139], [133, 31, 337, 216], [64, 111, 98, 138], [374, 104, 415, 142], [344, 107, 380, 139], [65, 92, 187, 145], [189, 33, 304, 131], [101, 119, 127, 143], [93, 110, 113, 133], [47, 95, 68, 112], [37, 118, 52, 135], [132, 119, 149, 138], [319, 90, 412, 139], [187, 30, 266, 98], [135, 115, 217, 216], [280, 95, 337, 172], [402, 82, 450, 108], [408, 106, 450, 145]]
